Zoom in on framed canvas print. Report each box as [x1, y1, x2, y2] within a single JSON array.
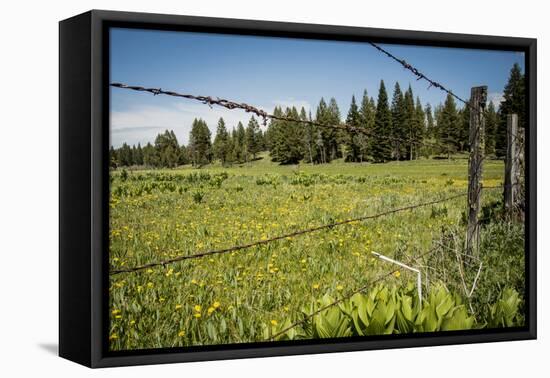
[[59, 10, 536, 368]]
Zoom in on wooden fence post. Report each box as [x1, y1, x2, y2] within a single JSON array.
[[466, 86, 487, 257], [504, 114, 519, 214]]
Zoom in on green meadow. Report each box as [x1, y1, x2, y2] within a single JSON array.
[[108, 154, 524, 350]]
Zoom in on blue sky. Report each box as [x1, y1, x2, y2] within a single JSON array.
[[110, 27, 524, 147]]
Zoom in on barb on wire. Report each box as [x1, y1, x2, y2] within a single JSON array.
[[269, 245, 439, 341], [110, 192, 467, 275], [368, 42, 470, 107], [111, 82, 272, 121]]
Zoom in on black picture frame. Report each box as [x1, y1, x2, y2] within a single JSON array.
[[59, 9, 537, 368]]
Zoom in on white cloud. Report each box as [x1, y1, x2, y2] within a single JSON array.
[[487, 92, 504, 109]]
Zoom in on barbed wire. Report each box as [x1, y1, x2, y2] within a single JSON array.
[[111, 83, 361, 132], [110, 191, 468, 275], [110, 83, 452, 153], [368, 42, 470, 107], [269, 244, 440, 341]]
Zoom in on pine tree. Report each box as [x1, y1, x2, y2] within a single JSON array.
[[359, 91, 376, 161], [229, 128, 239, 163], [437, 94, 460, 159], [130, 145, 137, 166], [119, 143, 132, 166], [344, 95, 362, 162], [213, 117, 231, 165], [134, 143, 143, 165], [372, 80, 392, 162], [302, 108, 316, 165], [256, 129, 266, 152], [109, 146, 118, 169], [245, 116, 261, 160], [188, 119, 212, 166], [390, 83, 405, 160], [413, 96, 425, 159], [314, 99, 329, 164], [402, 86, 416, 160], [269, 107, 304, 164], [312, 98, 342, 163], [235, 122, 246, 163], [154, 130, 180, 168], [425, 103, 435, 138], [495, 63, 525, 157], [327, 98, 342, 160], [142, 142, 157, 167]]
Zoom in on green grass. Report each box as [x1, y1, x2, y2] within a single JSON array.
[[108, 153, 517, 350]]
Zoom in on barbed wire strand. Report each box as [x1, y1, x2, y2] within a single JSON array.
[[110, 83, 448, 152], [367, 42, 470, 107], [110, 191, 468, 275]]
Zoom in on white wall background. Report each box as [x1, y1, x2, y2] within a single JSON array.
[[0, 0, 546, 376]]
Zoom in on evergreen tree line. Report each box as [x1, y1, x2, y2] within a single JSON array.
[[111, 63, 524, 167], [265, 63, 524, 164], [110, 117, 267, 168]]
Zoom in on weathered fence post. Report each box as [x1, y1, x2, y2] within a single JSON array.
[[504, 114, 519, 214], [466, 86, 487, 257]]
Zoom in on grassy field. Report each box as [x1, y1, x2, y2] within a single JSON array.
[[108, 153, 521, 350]]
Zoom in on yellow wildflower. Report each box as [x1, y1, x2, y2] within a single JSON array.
[[270, 320, 278, 326], [178, 330, 185, 337], [175, 304, 182, 310], [194, 305, 202, 312], [213, 301, 221, 309], [312, 283, 320, 289]]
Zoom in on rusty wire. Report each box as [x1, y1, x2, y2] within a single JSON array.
[[110, 191, 468, 275], [367, 42, 470, 107], [111, 83, 442, 151]]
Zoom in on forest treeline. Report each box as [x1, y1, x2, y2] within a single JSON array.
[[111, 64, 525, 168]]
